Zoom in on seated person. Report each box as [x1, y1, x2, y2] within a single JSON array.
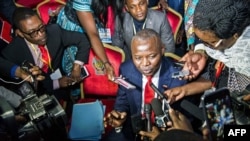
[[0, 7, 90, 104], [103, 29, 188, 141], [112, 0, 175, 60]]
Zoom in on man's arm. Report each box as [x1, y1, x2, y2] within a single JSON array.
[[164, 77, 212, 104]]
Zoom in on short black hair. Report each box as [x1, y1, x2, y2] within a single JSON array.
[[194, 0, 250, 39], [12, 7, 39, 30], [154, 129, 204, 141], [131, 28, 162, 49]]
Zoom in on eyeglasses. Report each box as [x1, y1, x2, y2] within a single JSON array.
[[21, 25, 46, 38], [200, 39, 223, 48]]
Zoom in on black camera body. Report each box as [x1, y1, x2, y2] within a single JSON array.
[[18, 82, 67, 141], [17, 92, 68, 141], [0, 83, 67, 141]]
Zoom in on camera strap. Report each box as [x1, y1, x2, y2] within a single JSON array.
[[212, 61, 225, 87]]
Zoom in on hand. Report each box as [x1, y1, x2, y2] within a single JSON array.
[[176, 29, 184, 45], [166, 109, 193, 133], [139, 126, 161, 141], [69, 63, 83, 83], [163, 85, 186, 104], [243, 94, 250, 101], [180, 50, 207, 81], [104, 110, 127, 128], [29, 65, 45, 81], [16, 66, 45, 82], [157, 0, 168, 9], [104, 62, 116, 81], [58, 76, 75, 88], [201, 125, 210, 141]]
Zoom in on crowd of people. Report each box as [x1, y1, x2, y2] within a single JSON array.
[[0, 0, 250, 141]]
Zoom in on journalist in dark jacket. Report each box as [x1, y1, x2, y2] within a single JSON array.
[[0, 7, 90, 99]]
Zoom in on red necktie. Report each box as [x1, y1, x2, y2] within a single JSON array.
[[144, 76, 154, 104], [144, 76, 155, 123], [38, 45, 49, 73]]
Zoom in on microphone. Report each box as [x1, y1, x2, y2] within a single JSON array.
[[151, 98, 170, 128], [144, 104, 152, 141], [180, 99, 205, 121], [150, 83, 171, 120], [150, 83, 171, 110]]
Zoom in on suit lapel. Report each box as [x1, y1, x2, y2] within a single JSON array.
[[145, 10, 153, 29], [158, 58, 172, 92]]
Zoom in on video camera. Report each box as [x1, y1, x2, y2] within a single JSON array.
[[0, 61, 68, 141], [18, 93, 67, 141]]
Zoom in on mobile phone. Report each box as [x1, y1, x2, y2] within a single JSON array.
[[201, 87, 236, 141], [67, 66, 89, 80], [171, 70, 189, 78], [114, 77, 136, 89]]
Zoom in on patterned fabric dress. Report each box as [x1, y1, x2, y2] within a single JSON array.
[[57, 0, 93, 96], [184, 0, 199, 49]]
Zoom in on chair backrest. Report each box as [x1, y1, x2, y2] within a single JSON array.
[[80, 43, 125, 98], [151, 6, 183, 42], [15, 0, 44, 9], [164, 52, 181, 61], [36, 0, 66, 24], [0, 16, 12, 47]]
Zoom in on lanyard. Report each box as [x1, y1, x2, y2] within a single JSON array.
[[30, 44, 53, 72], [132, 18, 147, 35], [212, 61, 225, 87]]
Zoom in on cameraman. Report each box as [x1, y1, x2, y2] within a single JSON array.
[[0, 61, 44, 140], [0, 7, 91, 119], [0, 58, 44, 107]]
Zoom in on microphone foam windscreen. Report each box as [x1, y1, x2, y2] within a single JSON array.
[[151, 98, 164, 116], [180, 100, 204, 121]]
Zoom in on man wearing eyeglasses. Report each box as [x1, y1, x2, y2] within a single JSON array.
[[0, 7, 90, 108]]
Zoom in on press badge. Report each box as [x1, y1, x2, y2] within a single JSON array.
[[98, 28, 112, 43], [50, 69, 62, 80]]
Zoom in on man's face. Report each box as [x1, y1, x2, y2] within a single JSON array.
[[131, 37, 164, 76], [125, 0, 148, 21], [17, 15, 47, 45]]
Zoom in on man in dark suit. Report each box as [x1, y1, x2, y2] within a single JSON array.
[[104, 29, 187, 141], [0, 7, 90, 103], [112, 0, 175, 60]]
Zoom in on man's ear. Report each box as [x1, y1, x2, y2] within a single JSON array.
[[16, 29, 24, 38], [124, 4, 129, 12], [161, 43, 165, 55]]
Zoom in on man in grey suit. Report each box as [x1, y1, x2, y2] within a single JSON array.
[[112, 0, 175, 60]]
